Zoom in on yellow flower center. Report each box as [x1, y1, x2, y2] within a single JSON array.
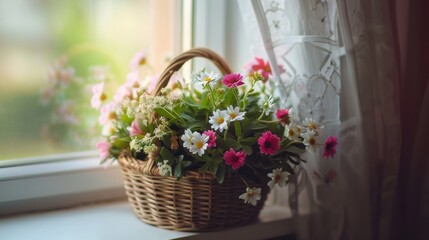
[[216, 117, 224, 124], [132, 81, 140, 88], [108, 112, 117, 120], [308, 123, 317, 130], [100, 93, 107, 101], [204, 77, 212, 82], [196, 141, 204, 149], [289, 129, 295, 137], [229, 112, 237, 119]]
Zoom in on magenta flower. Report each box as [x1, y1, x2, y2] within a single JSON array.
[[222, 73, 244, 88], [96, 141, 111, 160], [323, 136, 338, 159], [203, 130, 217, 147], [276, 108, 292, 125], [129, 119, 144, 136], [258, 131, 281, 155], [224, 148, 246, 170]]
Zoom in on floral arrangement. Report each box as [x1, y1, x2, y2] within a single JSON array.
[[95, 52, 338, 206]]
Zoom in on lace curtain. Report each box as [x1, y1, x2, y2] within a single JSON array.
[[239, 0, 403, 239]]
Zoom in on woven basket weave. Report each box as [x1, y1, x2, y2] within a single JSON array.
[[118, 48, 270, 232]]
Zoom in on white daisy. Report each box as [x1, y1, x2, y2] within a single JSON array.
[[181, 129, 194, 149], [226, 105, 245, 122], [189, 132, 209, 156], [284, 122, 303, 141], [303, 117, 324, 135], [157, 160, 172, 176], [239, 187, 262, 206], [209, 109, 229, 132], [301, 130, 319, 151], [267, 168, 290, 189], [195, 70, 220, 88]]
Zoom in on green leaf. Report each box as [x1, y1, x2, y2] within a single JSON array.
[[174, 161, 182, 178], [159, 147, 175, 161], [182, 160, 192, 167], [199, 161, 210, 173], [240, 137, 258, 145], [154, 107, 184, 122], [234, 121, 242, 137], [224, 138, 242, 150], [216, 165, 226, 184], [286, 145, 306, 155], [242, 145, 253, 155]]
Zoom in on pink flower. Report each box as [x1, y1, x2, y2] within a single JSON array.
[[258, 131, 281, 155], [246, 57, 271, 82], [113, 84, 132, 103], [130, 50, 148, 70], [203, 130, 217, 147], [99, 102, 117, 125], [276, 109, 292, 125], [96, 141, 111, 160], [91, 82, 106, 109], [222, 73, 244, 88], [323, 136, 338, 159], [245, 57, 285, 82], [129, 119, 145, 136], [223, 148, 246, 170]]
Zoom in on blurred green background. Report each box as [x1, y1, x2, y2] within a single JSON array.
[[0, 0, 152, 160]]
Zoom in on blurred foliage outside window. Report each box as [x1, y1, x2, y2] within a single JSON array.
[[0, 0, 174, 160]]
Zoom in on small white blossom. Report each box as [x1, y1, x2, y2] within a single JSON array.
[[143, 144, 158, 154], [189, 132, 209, 156], [157, 160, 172, 176], [301, 130, 319, 151], [181, 129, 194, 149], [239, 187, 261, 206], [303, 117, 324, 135], [195, 70, 220, 88], [130, 138, 143, 153], [226, 105, 245, 122], [267, 168, 289, 189], [284, 122, 302, 141], [209, 109, 229, 132]]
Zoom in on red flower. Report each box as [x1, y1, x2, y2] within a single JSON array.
[[276, 109, 291, 125], [323, 136, 338, 159], [223, 148, 246, 170], [222, 73, 244, 88], [203, 130, 217, 148], [258, 131, 281, 155]]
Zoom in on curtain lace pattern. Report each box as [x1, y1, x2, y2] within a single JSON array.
[[240, 0, 402, 239]]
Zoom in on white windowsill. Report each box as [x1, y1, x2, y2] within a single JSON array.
[[0, 201, 298, 240]]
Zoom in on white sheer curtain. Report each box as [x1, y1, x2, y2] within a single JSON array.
[[239, 0, 403, 239]]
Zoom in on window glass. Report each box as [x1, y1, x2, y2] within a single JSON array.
[[0, 0, 174, 160]]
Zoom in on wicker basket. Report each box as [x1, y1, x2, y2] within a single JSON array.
[[118, 48, 270, 232]]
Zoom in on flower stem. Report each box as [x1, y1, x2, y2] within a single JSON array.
[[207, 84, 217, 111], [231, 88, 240, 107], [241, 78, 257, 110]]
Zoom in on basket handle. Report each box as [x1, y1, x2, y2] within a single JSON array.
[[144, 48, 233, 173], [152, 48, 233, 96]]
